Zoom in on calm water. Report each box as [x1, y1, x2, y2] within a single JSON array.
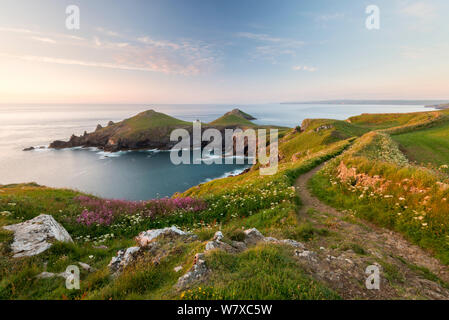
[[0, 103, 434, 200]]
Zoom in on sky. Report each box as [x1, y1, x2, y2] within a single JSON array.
[[0, 0, 448, 104]]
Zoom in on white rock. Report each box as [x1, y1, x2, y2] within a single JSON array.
[[36, 272, 57, 279], [279, 239, 305, 249], [78, 261, 95, 272], [175, 253, 208, 289], [3, 214, 73, 258], [263, 236, 279, 243], [243, 228, 265, 245], [205, 239, 235, 252], [108, 246, 141, 274], [213, 231, 224, 241], [174, 266, 183, 272], [36, 270, 73, 280], [135, 226, 195, 247], [295, 250, 317, 262]]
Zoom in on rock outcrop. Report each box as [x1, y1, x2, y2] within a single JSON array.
[[108, 226, 197, 275], [175, 228, 305, 290], [175, 253, 208, 289], [135, 226, 197, 247], [3, 214, 73, 258], [204, 228, 304, 255], [108, 246, 141, 274]]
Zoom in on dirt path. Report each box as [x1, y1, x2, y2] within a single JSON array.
[[293, 163, 449, 300]]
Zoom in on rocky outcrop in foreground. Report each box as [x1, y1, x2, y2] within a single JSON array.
[[3, 214, 73, 258], [107, 225, 304, 290], [108, 226, 198, 276]]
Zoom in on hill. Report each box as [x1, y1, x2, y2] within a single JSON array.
[[48, 109, 266, 152], [209, 108, 257, 127]]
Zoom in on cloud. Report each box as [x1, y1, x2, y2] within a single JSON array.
[[236, 32, 304, 47], [1, 53, 177, 72], [137, 36, 181, 49], [96, 27, 121, 37], [292, 65, 317, 72], [402, 2, 436, 20], [1, 25, 221, 75], [315, 13, 344, 22], [31, 36, 56, 44], [0, 27, 35, 34], [236, 32, 304, 63]]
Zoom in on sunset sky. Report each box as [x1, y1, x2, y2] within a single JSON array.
[[0, 0, 448, 104]]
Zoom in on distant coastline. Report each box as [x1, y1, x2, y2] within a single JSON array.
[[425, 103, 449, 110], [281, 99, 449, 106]]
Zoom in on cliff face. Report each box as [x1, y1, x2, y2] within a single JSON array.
[[48, 109, 260, 152]]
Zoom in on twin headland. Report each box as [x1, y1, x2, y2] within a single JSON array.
[[42, 108, 277, 153]]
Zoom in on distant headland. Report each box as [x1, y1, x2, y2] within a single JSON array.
[[281, 99, 449, 106], [28, 108, 282, 153]]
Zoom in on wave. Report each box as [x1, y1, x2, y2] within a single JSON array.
[[200, 166, 250, 183], [96, 150, 131, 160], [30, 145, 50, 152]]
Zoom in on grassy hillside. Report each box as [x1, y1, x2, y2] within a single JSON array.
[[310, 122, 449, 263], [121, 110, 191, 131], [98, 109, 192, 141], [209, 109, 258, 127], [3, 108, 449, 300], [347, 110, 442, 130], [392, 121, 449, 168]]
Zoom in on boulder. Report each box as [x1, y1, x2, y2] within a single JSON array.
[[213, 231, 224, 241], [295, 249, 317, 263], [175, 253, 208, 289], [3, 214, 73, 258], [174, 266, 183, 273], [108, 246, 141, 274], [243, 228, 265, 245], [205, 239, 237, 253], [78, 261, 95, 272], [135, 226, 196, 247]]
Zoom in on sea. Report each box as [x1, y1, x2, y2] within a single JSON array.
[[0, 103, 434, 200]]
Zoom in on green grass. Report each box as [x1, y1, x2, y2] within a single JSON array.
[[122, 110, 191, 130], [347, 111, 441, 130], [195, 244, 340, 300], [209, 114, 257, 127], [308, 131, 449, 265], [392, 121, 449, 168], [0, 140, 351, 300]]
